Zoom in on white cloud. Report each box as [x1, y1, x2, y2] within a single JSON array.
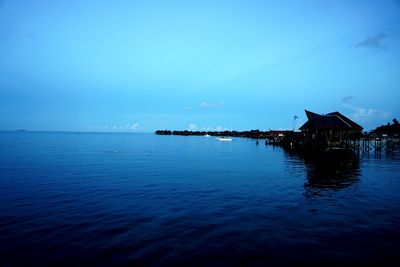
[[182, 101, 224, 112], [201, 125, 232, 131], [89, 123, 139, 131], [188, 123, 198, 130], [130, 123, 139, 130], [199, 101, 224, 109], [341, 96, 390, 126], [343, 103, 390, 125]]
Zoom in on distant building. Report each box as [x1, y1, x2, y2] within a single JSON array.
[[299, 110, 363, 146], [267, 130, 293, 137], [265, 130, 294, 144]]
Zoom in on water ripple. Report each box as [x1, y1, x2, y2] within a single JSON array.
[[0, 132, 399, 266]]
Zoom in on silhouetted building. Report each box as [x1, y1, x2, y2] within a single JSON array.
[[299, 110, 363, 147]]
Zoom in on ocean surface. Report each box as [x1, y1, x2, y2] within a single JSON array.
[[0, 131, 400, 266]]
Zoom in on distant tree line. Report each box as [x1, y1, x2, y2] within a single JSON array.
[[156, 118, 400, 139], [372, 118, 400, 136], [155, 129, 272, 139]]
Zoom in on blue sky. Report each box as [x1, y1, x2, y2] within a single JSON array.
[[1, 0, 399, 132]]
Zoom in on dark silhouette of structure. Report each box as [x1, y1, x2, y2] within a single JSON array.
[[299, 110, 363, 150]]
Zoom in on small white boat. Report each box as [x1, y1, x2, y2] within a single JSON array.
[[204, 134, 211, 137], [216, 137, 232, 142]]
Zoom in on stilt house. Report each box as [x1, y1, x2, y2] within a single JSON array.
[[299, 110, 363, 147]]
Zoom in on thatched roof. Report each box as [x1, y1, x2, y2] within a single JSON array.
[[299, 110, 363, 131]]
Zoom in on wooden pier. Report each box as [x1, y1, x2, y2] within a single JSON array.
[[345, 138, 398, 154], [270, 110, 399, 156]]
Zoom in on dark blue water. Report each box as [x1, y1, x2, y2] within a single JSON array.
[[1, 132, 399, 266]]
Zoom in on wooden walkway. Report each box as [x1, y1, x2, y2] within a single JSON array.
[[345, 138, 399, 154]]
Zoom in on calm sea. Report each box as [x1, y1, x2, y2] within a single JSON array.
[[0, 131, 399, 266]]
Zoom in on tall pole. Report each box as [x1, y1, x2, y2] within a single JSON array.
[[293, 115, 298, 131]]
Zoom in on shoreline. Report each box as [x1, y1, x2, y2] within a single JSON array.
[[154, 129, 281, 139]]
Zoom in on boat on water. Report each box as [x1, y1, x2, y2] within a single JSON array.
[[216, 137, 232, 142], [204, 134, 211, 137]]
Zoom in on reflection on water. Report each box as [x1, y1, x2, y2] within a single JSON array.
[[284, 150, 361, 191], [304, 153, 360, 190], [1, 132, 400, 266]]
